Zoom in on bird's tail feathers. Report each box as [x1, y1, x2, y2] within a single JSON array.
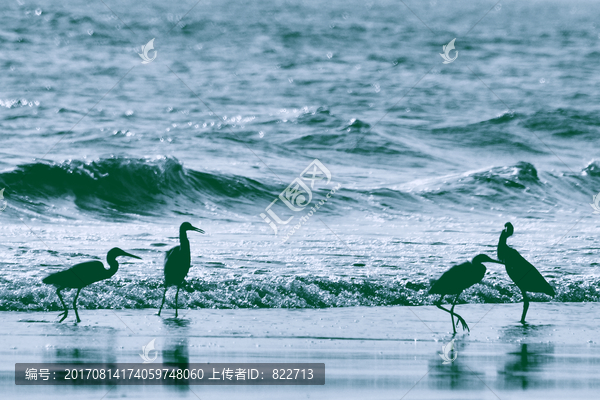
[[544, 285, 556, 297]]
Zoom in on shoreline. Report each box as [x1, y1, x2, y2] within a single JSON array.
[[1, 303, 599, 399]]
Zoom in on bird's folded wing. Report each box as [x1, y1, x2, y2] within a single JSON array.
[[506, 250, 554, 295]]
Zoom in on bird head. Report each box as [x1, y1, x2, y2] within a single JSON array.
[[180, 222, 205, 234], [472, 254, 503, 265], [108, 247, 142, 260], [502, 222, 514, 237]]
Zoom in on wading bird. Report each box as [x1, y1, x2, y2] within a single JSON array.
[[43, 248, 141, 323], [158, 222, 205, 318], [429, 254, 503, 334], [498, 222, 555, 323]]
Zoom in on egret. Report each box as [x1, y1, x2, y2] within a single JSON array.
[[42, 248, 141, 323], [429, 254, 503, 334], [158, 222, 205, 317], [498, 222, 555, 323]]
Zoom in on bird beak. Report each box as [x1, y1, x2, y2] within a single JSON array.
[[123, 252, 142, 259], [487, 259, 503, 264], [192, 226, 205, 234]]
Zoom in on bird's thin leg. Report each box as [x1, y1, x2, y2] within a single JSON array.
[[451, 294, 469, 332], [73, 288, 82, 323], [521, 290, 530, 324], [435, 296, 457, 334], [449, 296, 457, 331], [175, 287, 180, 318], [56, 289, 68, 323], [158, 286, 168, 316]]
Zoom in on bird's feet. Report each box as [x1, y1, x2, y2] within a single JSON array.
[[455, 315, 470, 332], [58, 312, 68, 323]]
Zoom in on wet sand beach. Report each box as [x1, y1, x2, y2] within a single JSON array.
[[1, 303, 599, 399], [2, 0, 600, 399]]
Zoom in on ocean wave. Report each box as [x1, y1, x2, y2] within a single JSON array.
[[391, 161, 596, 211], [582, 160, 600, 177], [522, 108, 600, 138], [0, 275, 595, 312], [429, 108, 600, 153], [0, 158, 595, 220], [0, 157, 273, 219]]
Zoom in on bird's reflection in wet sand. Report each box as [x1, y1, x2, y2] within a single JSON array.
[[162, 317, 191, 328], [496, 324, 555, 390], [499, 323, 550, 341], [41, 326, 119, 388], [498, 343, 554, 390], [42, 326, 118, 364], [161, 318, 190, 390]]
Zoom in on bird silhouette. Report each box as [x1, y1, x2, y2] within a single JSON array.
[[429, 254, 503, 334], [158, 222, 205, 318], [42, 248, 141, 323], [498, 222, 555, 323]]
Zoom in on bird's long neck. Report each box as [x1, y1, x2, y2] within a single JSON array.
[[498, 231, 510, 260], [498, 231, 507, 246], [106, 255, 120, 278], [179, 227, 190, 251]]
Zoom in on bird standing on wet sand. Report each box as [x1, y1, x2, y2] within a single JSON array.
[[498, 222, 555, 323], [158, 222, 205, 318], [429, 254, 503, 334], [42, 248, 141, 323]]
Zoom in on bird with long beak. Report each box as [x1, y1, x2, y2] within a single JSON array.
[[158, 222, 205, 318], [429, 254, 503, 334], [498, 222, 555, 323], [43, 248, 141, 323]]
